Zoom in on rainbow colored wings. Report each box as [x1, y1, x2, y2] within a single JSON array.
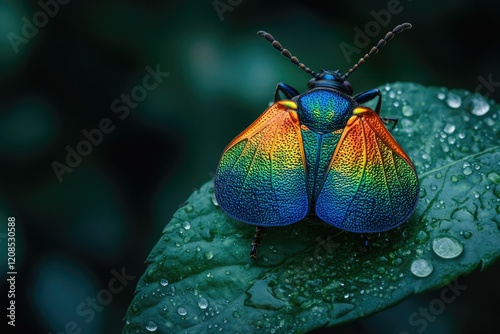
[[315, 106, 419, 232], [214, 100, 309, 226], [215, 104, 419, 231]]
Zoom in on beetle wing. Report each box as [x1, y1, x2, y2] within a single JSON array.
[[315, 107, 419, 232], [214, 101, 309, 226]]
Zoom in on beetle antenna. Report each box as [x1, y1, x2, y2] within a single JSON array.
[[342, 23, 412, 80], [258, 30, 318, 78]]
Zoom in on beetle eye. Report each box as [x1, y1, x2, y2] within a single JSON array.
[[343, 81, 353, 95]]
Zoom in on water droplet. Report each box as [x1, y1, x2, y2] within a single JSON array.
[[182, 221, 191, 230], [233, 311, 240, 318], [487, 172, 500, 184], [184, 204, 194, 213], [462, 231, 472, 239], [393, 101, 400, 107], [443, 123, 455, 134], [205, 252, 214, 260], [451, 175, 459, 182], [466, 95, 490, 116], [432, 236, 463, 259], [160, 278, 169, 286], [439, 220, 452, 230], [435, 172, 443, 179], [437, 92, 446, 100], [146, 321, 157, 332], [389, 91, 396, 98], [446, 93, 462, 108], [198, 297, 209, 309], [177, 307, 187, 316], [392, 257, 403, 266], [415, 230, 429, 244], [463, 167, 473, 176], [402, 105, 413, 116], [411, 259, 433, 277]]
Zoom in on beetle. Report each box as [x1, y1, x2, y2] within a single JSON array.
[[214, 23, 419, 258]]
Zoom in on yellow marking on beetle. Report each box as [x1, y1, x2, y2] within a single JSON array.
[[278, 100, 298, 110]]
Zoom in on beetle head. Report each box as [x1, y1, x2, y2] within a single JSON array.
[[307, 69, 353, 95]]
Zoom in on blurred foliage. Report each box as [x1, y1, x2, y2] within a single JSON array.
[[0, 0, 498, 333]]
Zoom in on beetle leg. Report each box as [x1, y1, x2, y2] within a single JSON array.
[[274, 82, 300, 102], [353, 88, 382, 114], [358, 233, 371, 252], [382, 117, 398, 129], [250, 226, 265, 259], [354, 88, 398, 128]]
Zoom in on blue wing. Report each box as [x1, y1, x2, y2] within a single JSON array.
[[315, 107, 419, 233], [214, 101, 309, 226]]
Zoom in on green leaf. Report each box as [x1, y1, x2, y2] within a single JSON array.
[[122, 83, 500, 333]]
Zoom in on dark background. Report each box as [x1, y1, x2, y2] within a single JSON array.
[[1, 0, 499, 333]]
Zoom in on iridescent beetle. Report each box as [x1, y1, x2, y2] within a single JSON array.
[[214, 23, 419, 258]]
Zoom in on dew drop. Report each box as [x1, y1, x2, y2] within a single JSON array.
[[160, 278, 169, 286], [392, 257, 403, 266], [182, 221, 191, 230], [177, 307, 187, 316], [198, 297, 209, 309], [205, 252, 214, 260], [146, 321, 157, 332], [486, 172, 500, 184], [494, 185, 500, 198], [233, 311, 241, 318], [463, 167, 473, 176], [432, 236, 463, 259], [437, 92, 446, 100], [467, 95, 490, 116], [402, 105, 413, 116], [415, 230, 429, 245], [462, 231, 472, 239], [446, 93, 462, 108], [410, 259, 433, 277], [393, 101, 400, 107], [389, 91, 396, 98], [443, 123, 456, 134]]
